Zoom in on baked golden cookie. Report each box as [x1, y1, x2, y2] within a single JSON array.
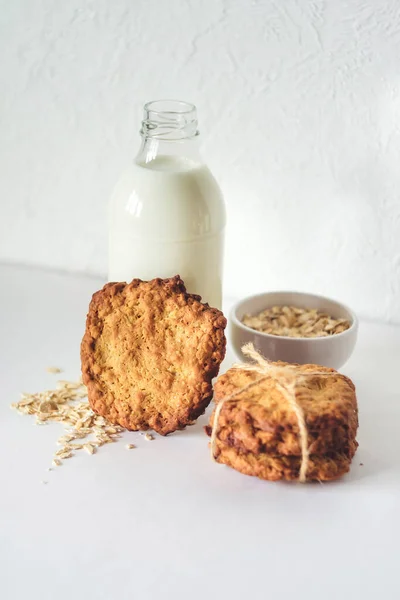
[[209, 364, 358, 456], [213, 440, 354, 482], [81, 276, 226, 435], [206, 362, 358, 482]]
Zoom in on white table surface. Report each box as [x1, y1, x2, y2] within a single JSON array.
[[1, 263, 400, 600]]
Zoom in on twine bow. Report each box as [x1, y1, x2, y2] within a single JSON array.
[[210, 343, 337, 482]]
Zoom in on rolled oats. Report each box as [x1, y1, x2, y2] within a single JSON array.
[[242, 306, 351, 338], [11, 378, 125, 468]]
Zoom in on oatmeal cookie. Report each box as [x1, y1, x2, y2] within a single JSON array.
[[209, 364, 357, 456], [213, 440, 353, 482], [81, 276, 226, 435]]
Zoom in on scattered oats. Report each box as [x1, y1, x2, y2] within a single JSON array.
[[58, 451, 73, 459], [83, 443, 96, 455], [46, 366, 62, 374], [242, 306, 351, 339], [57, 435, 72, 445], [105, 427, 118, 434], [82, 416, 94, 428], [16, 397, 35, 407], [11, 378, 126, 468], [125, 444, 135, 449], [77, 428, 93, 436], [144, 433, 154, 441], [56, 444, 71, 453], [73, 432, 88, 440]]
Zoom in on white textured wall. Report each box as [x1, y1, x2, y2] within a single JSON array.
[[1, 0, 400, 323]]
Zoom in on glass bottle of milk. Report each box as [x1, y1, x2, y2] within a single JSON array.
[[108, 100, 226, 309]]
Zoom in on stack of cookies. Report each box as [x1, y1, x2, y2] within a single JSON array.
[[206, 362, 358, 482]]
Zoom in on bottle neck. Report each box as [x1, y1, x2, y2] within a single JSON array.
[[136, 136, 201, 165], [135, 100, 201, 165]]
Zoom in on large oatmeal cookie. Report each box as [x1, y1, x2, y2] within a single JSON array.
[[81, 276, 226, 435]]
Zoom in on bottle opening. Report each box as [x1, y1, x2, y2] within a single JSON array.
[[141, 99, 199, 140], [144, 99, 196, 114]]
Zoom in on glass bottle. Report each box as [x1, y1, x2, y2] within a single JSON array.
[[108, 100, 226, 309]]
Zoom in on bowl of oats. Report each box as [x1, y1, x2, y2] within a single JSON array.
[[230, 291, 358, 369]]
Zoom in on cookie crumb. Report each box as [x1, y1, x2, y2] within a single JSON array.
[[144, 433, 154, 441], [125, 443, 135, 449], [46, 366, 62, 374]]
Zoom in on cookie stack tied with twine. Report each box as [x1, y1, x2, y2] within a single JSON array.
[[206, 344, 358, 482]]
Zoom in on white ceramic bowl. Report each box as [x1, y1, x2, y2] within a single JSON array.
[[230, 291, 358, 370]]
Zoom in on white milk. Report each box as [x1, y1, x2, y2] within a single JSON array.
[[109, 154, 226, 308]]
